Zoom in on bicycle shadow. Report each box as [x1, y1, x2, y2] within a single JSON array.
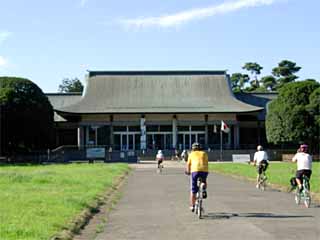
[[202, 212, 314, 220]]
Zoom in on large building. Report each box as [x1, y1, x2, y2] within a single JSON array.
[[48, 70, 277, 153]]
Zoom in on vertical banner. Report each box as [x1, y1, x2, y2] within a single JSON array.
[[140, 117, 146, 150]]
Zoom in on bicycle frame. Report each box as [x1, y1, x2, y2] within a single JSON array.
[[295, 175, 311, 208], [257, 165, 267, 191], [195, 177, 205, 219]]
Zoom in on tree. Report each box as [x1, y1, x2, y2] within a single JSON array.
[[306, 83, 320, 152], [272, 60, 301, 89], [242, 62, 263, 90], [260, 75, 277, 91], [230, 73, 249, 92], [58, 78, 84, 93], [266, 80, 320, 150], [0, 77, 54, 156]]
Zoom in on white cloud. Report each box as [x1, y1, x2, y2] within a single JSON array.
[[120, 0, 279, 28], [80, 0, 88, 7], [0, 56, 8, 67], [0, 31, 11, 44]]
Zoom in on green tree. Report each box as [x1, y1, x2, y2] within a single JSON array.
[[306, 82, 320, 149], [266, 80, 320, 150], [260, 75, 277, 91], [272, 60, 301, 89], [0, 77, 54, 156], [242, 62, 263, 90], [58, 78, 84, 93], [230, 73, 249, 92]]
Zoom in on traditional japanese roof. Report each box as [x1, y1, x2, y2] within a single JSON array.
[[46, 93, 82, 121], [55, 71, 263, 114], [235, 92, 277, 120]]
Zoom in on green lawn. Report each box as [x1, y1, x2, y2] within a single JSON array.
[[209, 162, 320, 193], [0, 163, 130, 240]]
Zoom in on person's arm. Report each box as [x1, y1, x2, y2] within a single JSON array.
[[186, 156, 191, 174], [253, 152, 257, 166], [292, 153, 297, 163]]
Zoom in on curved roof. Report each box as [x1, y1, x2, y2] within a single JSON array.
[[57, 71, 263, 114], [47, 93, 82, 121]]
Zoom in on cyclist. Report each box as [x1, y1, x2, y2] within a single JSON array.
[[156, 150, 164, 169], [292, 144, 312, 192], [253, 145, 269, 188], [181, 149, 188, 162], [185, 142, 208, 212]]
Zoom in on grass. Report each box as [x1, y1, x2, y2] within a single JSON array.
[[0, 163, 130, 240], [209, 162, 320, 193]]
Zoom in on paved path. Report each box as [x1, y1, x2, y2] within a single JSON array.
[[96, 161, 320, 240]]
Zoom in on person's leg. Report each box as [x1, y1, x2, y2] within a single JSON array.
[[190, 172, 199, 210], [199, 172, 208, 198], [256, 166, 262, 187], [296, 170, 303, 190], [190, 192, 196, 207]]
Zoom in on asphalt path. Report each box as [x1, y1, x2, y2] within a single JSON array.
[[95, 161, 320, 240]]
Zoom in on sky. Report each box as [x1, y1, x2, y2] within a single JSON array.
[[0, 0, 319, 93]]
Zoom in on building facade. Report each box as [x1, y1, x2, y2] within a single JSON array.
[[48, 71, 276, 151]]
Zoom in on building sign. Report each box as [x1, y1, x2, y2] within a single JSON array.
[[232, 154, 250, 163], [140, 117, 146, 150], [86, 148, 105, 159]]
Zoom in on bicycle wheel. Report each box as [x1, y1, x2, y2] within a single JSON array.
[[198, 199, 202, 219], [261, 176, 267, 191], [303, 178, 311, 208], [295, 189, 301, 205], [195, 199, 199, 215], [304, 192, 311, 208]]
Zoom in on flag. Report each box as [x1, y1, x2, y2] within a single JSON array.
[[221, 120, 230, 133]]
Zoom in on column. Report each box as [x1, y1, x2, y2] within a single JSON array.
[[172, 115, 177, 149], [110, 115, 114, 147], [205, 115, 208, 148], [233, 122, 240, 149], [77, 126, 84, 148], [140, 115, 146, 150]]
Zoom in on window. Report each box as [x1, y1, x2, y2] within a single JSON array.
[[113, 126, 126, 131]]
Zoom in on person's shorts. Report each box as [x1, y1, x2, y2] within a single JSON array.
[[157, 159, 163, 165], [257, 160, 268, 174], [296, 169, 312, 181], [190, 172, 208, 194]]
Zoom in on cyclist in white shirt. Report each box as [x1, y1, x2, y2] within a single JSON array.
[[292, 144, 312, 191], [253, 145, 269, 188], [156, 150, 164, 169]]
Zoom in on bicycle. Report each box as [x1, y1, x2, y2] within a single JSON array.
[[157, 161, 163, 174], [256, 163, 268, 191], [295, 175, 311, 208], [194, 177, 206, 219]]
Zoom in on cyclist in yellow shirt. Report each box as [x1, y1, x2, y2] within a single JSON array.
[[185, 142, 209, 212]]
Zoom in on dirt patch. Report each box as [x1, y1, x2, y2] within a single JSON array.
[[51, 170, 130, 240]]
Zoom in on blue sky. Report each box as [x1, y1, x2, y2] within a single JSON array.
[[0, 0, 319, 92]]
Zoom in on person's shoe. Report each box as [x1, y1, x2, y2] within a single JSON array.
[[202, 190, 207, 199], [190, 205, 195, 212]]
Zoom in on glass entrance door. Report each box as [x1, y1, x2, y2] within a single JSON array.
[[178, 132, 205, 150]]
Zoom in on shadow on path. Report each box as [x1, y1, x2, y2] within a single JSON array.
[[203, 212, 314, 220]]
